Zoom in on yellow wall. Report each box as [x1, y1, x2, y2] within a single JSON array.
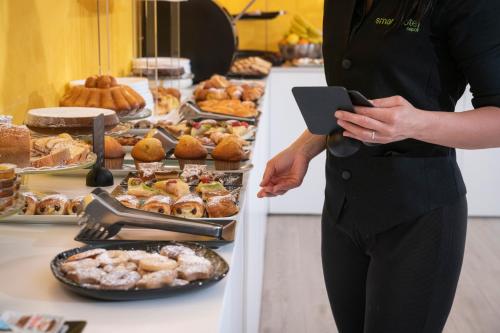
[[217, 0, 324, 51], [0, 0, 135, 124]]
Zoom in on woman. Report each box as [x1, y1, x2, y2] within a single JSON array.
[[258, 0, 500, 332]]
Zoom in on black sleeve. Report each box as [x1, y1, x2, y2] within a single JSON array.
[[445, 0, 500, 108]]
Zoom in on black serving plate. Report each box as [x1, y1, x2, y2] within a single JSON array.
[[50, 241, 229, 301]]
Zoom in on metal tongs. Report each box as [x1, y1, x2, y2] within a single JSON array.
[[76, 189, 232, 241], [152, 126, 214, 153], [179, 101, 257, 124]]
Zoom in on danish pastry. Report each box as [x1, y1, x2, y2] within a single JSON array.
[[142, 195, 174, 215], [36, 194, 69, 215], [153, 179, 190, 199], [21, 192, 38, 215], [172, 194, 205, 219], [116, 194, 140, 209], [206, 194, 239, 218], [66, 196, 85, 215]]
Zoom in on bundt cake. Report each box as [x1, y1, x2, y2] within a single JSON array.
[[60, 75, 146, 117]]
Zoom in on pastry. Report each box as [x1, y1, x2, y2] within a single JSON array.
[[137, 269, 177, 289], [142, 195, 174, 215], [100, 268, 141, 290], [59, 248, 217, 291], [195, 181, 226, 195], [197, 99, 258, 118], [164, 122, 190, 137], [67, 267, 106, 285], [176, 254, 214, 282], [174, 135, 208, 160], [115, 194, 140, 209], [60, 75, 146, 117], [104, 136, 125, 169], [0, 124, 31, 168], [96, 250, 130, 266], [174, 135, 208, 169], [36, 194, 69, 215], [152, 87, 181, 115], [66, 196, 85, 215], [202, 189, 232, 201], [160, 245, 195, 260], [133, 120, 154, 129], [152, 179, 190, 199], [242, 84, 265, 102], [21, 192, 38, 215], [226, 120, 255, 139], [138, 255, 178, 272], [211, 136, 247, 170], [131, 137, 166, 167], [171, 279, 190, 287], [127, 178, 159, 198], [230, 56, 272, 76], [31, 133, 90, 168], [67, 249, 106, 262], [172, 194, 205, 218], [126, 250, 151, 264], [226, 85, 244, 100], [116, 134, 141, 147], [206, 194, 239, 218], [60, 258, 100, 273]]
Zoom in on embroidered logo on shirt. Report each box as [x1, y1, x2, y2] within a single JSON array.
[[375, 18, 420, 32]]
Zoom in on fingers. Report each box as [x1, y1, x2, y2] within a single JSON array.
[[257, 187, 288, 198], [343, 131, 391, 144], [336, 111, 388, 132], [260, 161, 277, 187], [370, 95, 409, 108]]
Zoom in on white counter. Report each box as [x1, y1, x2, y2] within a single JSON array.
[[0, 83, 271, 332]]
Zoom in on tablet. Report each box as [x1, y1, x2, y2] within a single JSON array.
[[292, 86, 355, 135]]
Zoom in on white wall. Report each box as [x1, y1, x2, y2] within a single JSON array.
[[267, 69, 500, 216]]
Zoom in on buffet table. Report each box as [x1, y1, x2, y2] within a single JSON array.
[[0, 80, 271, 333]]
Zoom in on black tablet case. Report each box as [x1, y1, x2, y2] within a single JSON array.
[[292, 86, 372, 135]]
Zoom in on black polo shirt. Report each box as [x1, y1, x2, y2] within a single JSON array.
[[321, 0, 500, 235]]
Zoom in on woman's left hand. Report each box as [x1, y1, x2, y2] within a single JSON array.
[[335, 95, 425, 144]]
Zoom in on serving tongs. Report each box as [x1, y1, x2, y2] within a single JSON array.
[[179, 101, 257, 124], [152, 126, 214, 153], [76, 189, 232, 242]]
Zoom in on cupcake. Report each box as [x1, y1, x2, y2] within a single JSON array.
[[211, 136, 247, 170], [174, 135, 208, 169], [104, 136, 125, 170], [131, 137, 166, 169]]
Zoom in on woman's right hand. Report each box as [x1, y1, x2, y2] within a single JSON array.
[[257, 147, 311, 198]]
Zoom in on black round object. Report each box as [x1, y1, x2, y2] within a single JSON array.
[[86, 166, 114, 187], [50, 241, 229, 301], [327, 131, 361, 158], [146, 0, 237, 82]]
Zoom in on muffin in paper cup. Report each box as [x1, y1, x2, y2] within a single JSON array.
[[213, 160, 241, 171], [105, 156, 124, 170]]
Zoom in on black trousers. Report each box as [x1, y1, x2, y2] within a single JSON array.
[[321, 196, 468, 333]]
